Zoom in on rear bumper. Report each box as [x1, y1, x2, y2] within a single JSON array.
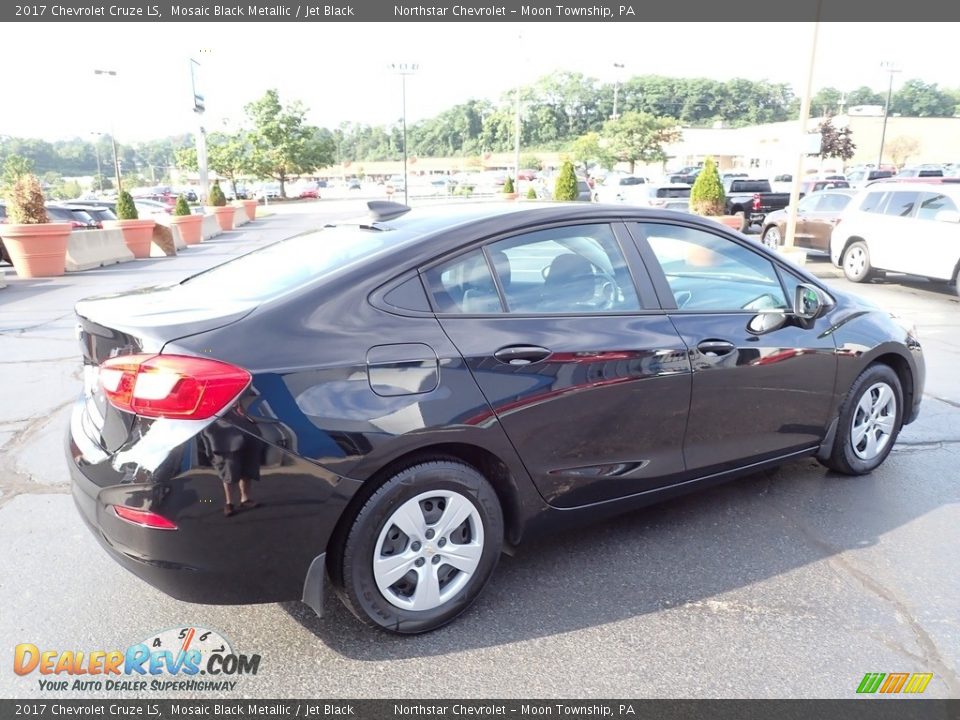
[[67, 398, 360, 607]]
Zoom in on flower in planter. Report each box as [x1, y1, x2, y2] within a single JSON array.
[[209, 181, 227, 207], [116, 191, 139, 220], [690, 157, 725, 216], [7, 174, 50, 224]]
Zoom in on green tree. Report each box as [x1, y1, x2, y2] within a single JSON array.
[[208, 180, 227, 207], [846, 86, 885, 108], [174, 146, 198, 172], [520, 154, 543, 171], [207, 132, 252, 199], [886, 136, 921, 168], [891, 79, 957, 117], [570, 132, 615, 172], [603, 111, 681, 173], [244, 89, 335, 197], [174, 195, 191, 216], [503, 176, 515, 194], [88, 173, 112, 192], [810, 87, 843, 117], [690, 157, 725, 216], [554, 160, 578, 201], [2, 155, 34, 195]]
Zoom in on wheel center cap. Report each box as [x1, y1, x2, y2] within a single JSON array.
[[425, 545, 436, 556]]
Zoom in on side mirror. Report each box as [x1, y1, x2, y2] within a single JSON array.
[[934, 210, 960, 224], [794, 283, 829, 320], [747, 311, 787, 335]]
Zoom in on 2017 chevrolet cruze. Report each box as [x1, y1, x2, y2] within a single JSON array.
[[69, 202, 924, 633]]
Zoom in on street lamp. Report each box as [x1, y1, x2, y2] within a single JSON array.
[[93, 69, 122, 193], [389, 63, 419, 206], [611, 62, 625, 120], [90, 132, 103, 193], [877, 61, 902, 169]]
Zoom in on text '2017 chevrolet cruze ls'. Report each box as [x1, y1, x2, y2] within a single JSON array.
[[69, 202, 924, 633]]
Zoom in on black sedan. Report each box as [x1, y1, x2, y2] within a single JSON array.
[[68, 202, 924, 634]]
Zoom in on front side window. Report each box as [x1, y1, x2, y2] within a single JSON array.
[[860, 191, 888, 214], [638, 223, 788, 312], [817, 193, 853, 213], [883, 191, 920, 218], [490, 224, 641, 314]]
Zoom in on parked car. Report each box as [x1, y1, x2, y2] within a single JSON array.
[[795, 178, 851, 197], [895, 166, 944, 179], [592, 174, 649, 203], [831, 182, 960, 293], [70, 201, 924, 634], [632, 184, 692, 211], [723, 178, 792, 232], [45, 204, 99, 229], [845, 169, 894, 189], [347, 179, 362, 190], [298, 182, 321, 199], [760, 189, 855, 253]]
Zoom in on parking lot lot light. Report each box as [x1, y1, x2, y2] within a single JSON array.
[[390, 63, 419, 205]]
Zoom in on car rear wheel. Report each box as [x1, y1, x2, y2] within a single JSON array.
[[761, 225, 781, 249], [734, 210, 749, 233], [842, 241, 873, 283], [820, 364, 903, 475], [332, 460, 503, 634]]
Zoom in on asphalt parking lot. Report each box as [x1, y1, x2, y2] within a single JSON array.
[[1, 201, 957, 699]]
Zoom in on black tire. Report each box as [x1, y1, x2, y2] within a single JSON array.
[[734, 210, 749, 233], [331, 460, 504, 634], [841, 240, 873, 283], [819, 364, 903, 475], [761, 225, 782, 249]]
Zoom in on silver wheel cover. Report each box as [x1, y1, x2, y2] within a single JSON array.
[[851, 382, 897, 461], [373, 490, 484, 611]]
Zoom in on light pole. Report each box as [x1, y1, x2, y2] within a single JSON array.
[[90, 132, 103, 193], [783, 2, 821, 250], [612, 62, 625, 120], [390, 63, 419, 205], [94, 69, 122, 193], [877, 61, 902, 169], [190, 58, 210, 203]]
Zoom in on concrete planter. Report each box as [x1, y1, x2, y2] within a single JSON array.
[[105, 219, 156, 259], [0, 223, 72, 278], [777, 246, 808, 266], [206, 206, 235, 231], [234, 199, 258, 222], [170, 214, 204, 245]]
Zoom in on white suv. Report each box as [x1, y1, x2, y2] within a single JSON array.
[[831, 182, 960, 294]]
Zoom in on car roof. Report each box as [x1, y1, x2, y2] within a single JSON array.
[[858, 181, 960, 194]]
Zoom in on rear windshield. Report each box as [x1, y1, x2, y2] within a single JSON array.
[[178, 225, 404, 302], [655, 188, 691, 199], [867, 171, 893, 180], [619, 177, 645, 186], [730, 181, 771, 193]]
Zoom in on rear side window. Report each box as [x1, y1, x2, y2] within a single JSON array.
[[817, 193, 853, 212], [424, 249, 502, 314], [883, 191, 920, 217], [730, 181, 770, 193], [916, 193, 958, 220], [860, 192, 888, 214]]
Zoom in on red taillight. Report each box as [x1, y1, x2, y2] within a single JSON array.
[[113, 505, 178, 530], [71, 221, 85, 228], [99, 354, 250, 419], [752, 194, 762, 211]]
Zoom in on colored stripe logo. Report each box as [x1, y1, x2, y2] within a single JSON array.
[[857, 672, 933, 694]]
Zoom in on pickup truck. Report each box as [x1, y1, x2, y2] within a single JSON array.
[[724, 178, 791, 232]]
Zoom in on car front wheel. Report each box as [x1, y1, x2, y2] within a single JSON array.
[[820, 364, 903, 475], [331, 460, 504, 634]]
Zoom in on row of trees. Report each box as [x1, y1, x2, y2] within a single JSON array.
[[1, 73, 955, 179]]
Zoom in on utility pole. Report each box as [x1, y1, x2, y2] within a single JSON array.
[[390, 63, 419, 205], [190, 58, 209, 203], [612, 62, 625, 120], [877, 61, 902, 169], [93, 70, 122, 193]]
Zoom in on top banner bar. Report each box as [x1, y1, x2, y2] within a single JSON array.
[[4, 0, 960, 22]]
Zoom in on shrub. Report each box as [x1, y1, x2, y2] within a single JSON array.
[[503, 176, 515, 194], [554, 160, 578, 201], [526, 187, 537, 200], [116, 191, 139, 220], [209, 181, 227, 207], [174, 195, 192, 216], [689, 157, 725, 216], [6, 174, 49, 224]]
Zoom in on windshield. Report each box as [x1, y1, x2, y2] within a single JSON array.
[[178, 225, 402, 303]]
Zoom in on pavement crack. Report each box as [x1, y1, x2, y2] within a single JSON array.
[[772, 502, 960, 696]]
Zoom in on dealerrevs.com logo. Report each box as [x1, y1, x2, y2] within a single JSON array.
[[14, 627, 261, 692]]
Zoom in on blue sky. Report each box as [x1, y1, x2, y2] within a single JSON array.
[[1, 22, 954, 140]]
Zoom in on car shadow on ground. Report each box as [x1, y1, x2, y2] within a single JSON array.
[[281, 451, 956, 658]]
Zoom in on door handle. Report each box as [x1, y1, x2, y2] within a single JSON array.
[[696, 340, 736, 357], [494, 345, 552, 366]]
